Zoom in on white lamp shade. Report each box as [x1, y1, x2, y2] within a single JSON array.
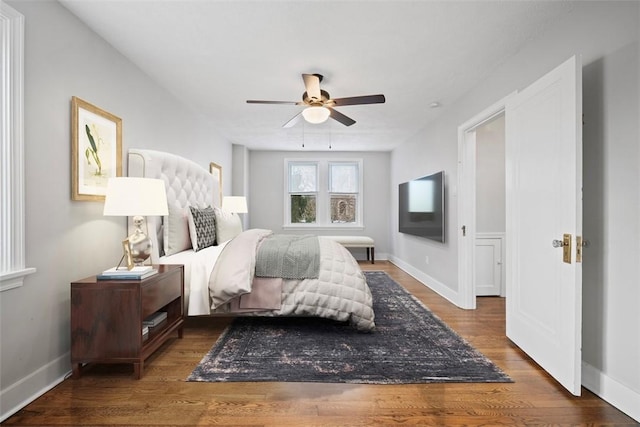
[[222, 196, 248, 213], [103, 177, 169, 216], [301, 106, 330, 124]]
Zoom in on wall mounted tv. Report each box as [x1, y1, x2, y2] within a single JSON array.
[[398, 171, 445, 242]]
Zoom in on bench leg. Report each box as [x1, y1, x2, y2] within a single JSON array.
[[370, 247, 375, 264]]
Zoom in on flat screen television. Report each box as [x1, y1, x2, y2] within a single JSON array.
[[398, 171, 445, 242]]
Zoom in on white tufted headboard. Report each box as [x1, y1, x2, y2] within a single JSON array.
[[128, 149, 221, 264]]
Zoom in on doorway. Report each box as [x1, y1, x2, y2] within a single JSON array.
[[474, 114, 505, 296], [457, 95, 513, 309], [457, 56, 583, 395]]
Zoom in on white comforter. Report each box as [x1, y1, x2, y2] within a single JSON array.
[[159, 241, 228, 315], [209, 229, 375, 331]]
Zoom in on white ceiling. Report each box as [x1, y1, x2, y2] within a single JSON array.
[[59, 0, 576, 152]]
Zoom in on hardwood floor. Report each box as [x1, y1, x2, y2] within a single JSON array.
[[3, 261, 637, 426]]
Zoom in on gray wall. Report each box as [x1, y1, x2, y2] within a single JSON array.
[[390, 1, 639, 419], [0, 0, 231, 419], [231, 144, 250, 229], [249, 150, 390, 261], [476, 115, 505, 233]]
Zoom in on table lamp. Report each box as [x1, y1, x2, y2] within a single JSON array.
[[221, 196, 248, 214], [103, 177, 168, 266]]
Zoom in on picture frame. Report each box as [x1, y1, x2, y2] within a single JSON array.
[[122, 238, 134, 270], [209, 162, 223, 205], [71, 96, 122, 201]]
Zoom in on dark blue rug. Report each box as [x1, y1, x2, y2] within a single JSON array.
[[187, 271, 512, 384]]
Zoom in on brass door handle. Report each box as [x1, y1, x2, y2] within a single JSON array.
[[552, 234, 572, 263]]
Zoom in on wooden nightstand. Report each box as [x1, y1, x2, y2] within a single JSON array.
[[70, 264, 185, 379]]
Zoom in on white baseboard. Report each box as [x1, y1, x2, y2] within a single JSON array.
[[388, 255, 460, 306], [0, 352, 71, 423], [582, 361, 640, 423]]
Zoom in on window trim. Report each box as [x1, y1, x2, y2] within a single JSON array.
[[284, 158, 364, 230], [1, 3, 36, 291]]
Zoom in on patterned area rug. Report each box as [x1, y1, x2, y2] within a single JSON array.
[[187, 271, 512, 384]]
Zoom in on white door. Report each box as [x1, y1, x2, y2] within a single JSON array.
[[505, 56, 583, 395], [475, 237, 502, 296]]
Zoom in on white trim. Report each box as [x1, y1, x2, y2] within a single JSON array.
[[0, 353, 70, 422], [0, 267, 36, 292], [284, 158, 364, 228], [0, 3, 35, 291], [456, 93, 515, 309], [475, 232, 506, 297], [283, 225, 365, 231], [582, 362, 640, 423], [457, 124, 477, 309], [388, 255, 460, 306]]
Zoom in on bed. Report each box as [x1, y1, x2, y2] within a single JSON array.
[[127, 149, 375, 331]]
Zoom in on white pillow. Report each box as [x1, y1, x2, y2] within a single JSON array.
[[214, 207, 243, 244], [164, 204, 192, 256], [188, 206, 217, 251]]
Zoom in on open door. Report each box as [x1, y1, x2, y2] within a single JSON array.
[[505, 56, 583, 395]]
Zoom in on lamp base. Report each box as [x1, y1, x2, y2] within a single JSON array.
[[129, 216, 152, 265]]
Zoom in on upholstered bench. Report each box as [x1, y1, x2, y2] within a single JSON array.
[[323, 236, 375, 264]]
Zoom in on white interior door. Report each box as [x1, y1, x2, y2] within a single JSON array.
[[505, 56, 583, 395]]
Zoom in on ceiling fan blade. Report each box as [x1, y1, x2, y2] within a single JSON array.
[[247, 100, 301, 105], [331, 94, 386, 106], [329, 108, 356, 126], [282, 112, 302, 128], [302, 74, 322, 102]]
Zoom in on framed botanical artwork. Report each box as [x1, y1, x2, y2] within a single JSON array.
[[209, 162, 223, 205], [71, 96, 122, 201]]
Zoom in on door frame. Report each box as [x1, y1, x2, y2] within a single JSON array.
[[457, 93, 515, 309]]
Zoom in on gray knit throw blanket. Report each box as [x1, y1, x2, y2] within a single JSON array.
[[255, 234, 320, 279]]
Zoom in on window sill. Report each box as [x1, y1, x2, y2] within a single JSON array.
[[0, 267, 36, 292], [283, 224, 365, 231]]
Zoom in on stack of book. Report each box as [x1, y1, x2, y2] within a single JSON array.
[[143, 311, 167, 328], [142, 325, 149, 341], [96, 266, 157, 281]]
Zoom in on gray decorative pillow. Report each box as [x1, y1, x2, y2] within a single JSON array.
[[164, 204, 192, 256], [214, 207, 243, 243], [187, 206, 216, 251]]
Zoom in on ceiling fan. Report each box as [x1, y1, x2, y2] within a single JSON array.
[[246, 73, 385, 127]]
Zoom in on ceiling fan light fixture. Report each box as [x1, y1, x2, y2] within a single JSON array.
[[302, 106, 330, 124]]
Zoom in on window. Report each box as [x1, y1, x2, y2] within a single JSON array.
[[288, 162, 318, 224], [1, 3, 35, 291], [329, 162, 359, 224], [285, 159, 363, 229]]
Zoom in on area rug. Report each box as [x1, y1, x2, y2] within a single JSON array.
[[187, 271, 512, 384]]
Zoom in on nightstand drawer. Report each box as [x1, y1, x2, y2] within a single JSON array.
[[141, 268, 182, 319]]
